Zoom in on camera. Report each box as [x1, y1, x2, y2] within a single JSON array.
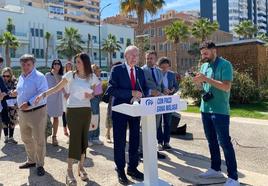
[[202, 92, 214, 102]]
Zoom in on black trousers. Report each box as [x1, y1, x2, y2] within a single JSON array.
[[112, 111, 140, 171]]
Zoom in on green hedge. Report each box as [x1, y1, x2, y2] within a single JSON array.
[[12, 66, 51, 78]]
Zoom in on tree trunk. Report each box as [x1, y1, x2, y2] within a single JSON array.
[[137, 11, 145, 66], [45, 41, 49, 67], [109, 52, 113, 71], [5, 45, 11, 67], [175, 42, 179, 73]]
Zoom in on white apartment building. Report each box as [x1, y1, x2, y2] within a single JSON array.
[[0, 1, 134, 67]]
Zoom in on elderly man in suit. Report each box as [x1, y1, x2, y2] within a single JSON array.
[[108, 45, 148, 185], [157, 57, 179, 150], [141, 50, 166, 159]]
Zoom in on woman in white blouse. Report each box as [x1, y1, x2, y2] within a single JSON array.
[[35, 53, 98, 185]]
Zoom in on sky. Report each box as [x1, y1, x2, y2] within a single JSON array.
[[100, 0, 200, 20]]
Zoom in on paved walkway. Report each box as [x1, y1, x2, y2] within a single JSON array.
[[0, 103, 268, 186]]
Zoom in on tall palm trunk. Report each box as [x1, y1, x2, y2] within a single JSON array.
[[174, 42, 179, 73], [5, 45, 11, 67], [109, 52, 113, 71], [137, 10, 145, 66]]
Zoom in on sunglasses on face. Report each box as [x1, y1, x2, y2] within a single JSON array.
[[3, 75, 10, 78], [53, 63, 61, 65]]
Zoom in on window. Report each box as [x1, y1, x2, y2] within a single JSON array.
[[40, 29, 43, 37], [92, 36, 97, 43], [35, 29, 39, 37], [159, 43, 163, 51], [93, 52, 97, 60], [113, 52, 117, 58], [31, 28, 34, 37], [150, 28, 155, 37], [40, 49, 44, 58], [158, 28, 163, 37], [32, 49, 35, 56], [126, 38, 131, 46], [120, 52, 124, 59], [120, 37, 124, 44], [36, 49, 40, 58], [56, 31, 63, 40]]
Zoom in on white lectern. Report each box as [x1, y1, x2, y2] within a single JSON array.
[[112, 95, 187, 186]]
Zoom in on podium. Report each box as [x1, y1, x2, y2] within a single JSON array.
[[112, 95, 187, 186]]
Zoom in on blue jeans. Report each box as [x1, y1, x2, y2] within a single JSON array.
[[157, 113, 172, 145], [88, 95, 101, 141], [201, 112, 238, 180]]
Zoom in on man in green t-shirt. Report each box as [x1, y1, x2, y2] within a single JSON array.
[[193, 41, 240, 186]]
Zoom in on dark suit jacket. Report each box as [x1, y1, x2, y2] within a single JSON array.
[[107, 63, 148, 107], [0, 76, 9, 124], [165, 71, 179, 93]]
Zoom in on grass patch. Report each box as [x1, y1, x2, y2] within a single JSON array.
[[183, 101, 268, 120]]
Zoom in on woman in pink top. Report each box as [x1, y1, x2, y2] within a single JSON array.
[[88, 64, 103, 146]]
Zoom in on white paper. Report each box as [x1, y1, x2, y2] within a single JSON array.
[[6, 99, 17, 107], [73, 87, 93, 100]]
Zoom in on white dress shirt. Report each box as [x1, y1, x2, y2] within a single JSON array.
[[125, 62, 136, 80]]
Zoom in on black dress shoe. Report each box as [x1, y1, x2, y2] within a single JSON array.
[[37, 166, 45, 176], [127, 168, 144, 181], [115, 168, 129, 185], [157, 152, 166, 159], [19, 162, 36, 169], [163, 143, 172, 150]]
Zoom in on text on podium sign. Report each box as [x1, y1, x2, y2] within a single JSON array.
[[140, 95, 180, 115]]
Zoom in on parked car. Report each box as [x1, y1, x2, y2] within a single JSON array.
[[100, 71, 110, 81]]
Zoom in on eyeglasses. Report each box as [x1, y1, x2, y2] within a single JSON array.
[[3, 75, 10, 78]]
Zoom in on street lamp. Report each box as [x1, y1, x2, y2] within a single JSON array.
[[99, 3, 111, 68]]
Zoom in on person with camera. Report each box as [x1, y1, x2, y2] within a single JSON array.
[[193, 41, 240, 186]]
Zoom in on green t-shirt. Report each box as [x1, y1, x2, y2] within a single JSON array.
[[200, 57, 233, 115]]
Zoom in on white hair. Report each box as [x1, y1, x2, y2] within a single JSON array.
[[124, 45, 139, 57]]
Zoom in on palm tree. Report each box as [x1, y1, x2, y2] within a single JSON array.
[[45, 32, 51, 67], [0, 18, 19, 67], [57, 27, 83, 60], [164, 20, 190, 71], [257, 33, 268, 43], [192, 18, 219, 42], [102, 34, 122, 70], [0, 32, 19, 67], [234, 20, 258, 39], [121, 0, 165, 64]]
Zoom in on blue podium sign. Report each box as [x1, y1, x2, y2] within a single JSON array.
[[140, 95, 180, 115]]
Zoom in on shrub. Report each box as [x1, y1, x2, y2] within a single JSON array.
[[230, 71, 259, 104], [12, 66, 50, 78], [180, 76, 202, 105]]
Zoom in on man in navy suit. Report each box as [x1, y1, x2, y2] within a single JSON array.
[[157, 57, 179, 150], [108, 45, 148, 185]]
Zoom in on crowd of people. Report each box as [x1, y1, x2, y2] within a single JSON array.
[[0, 40, 240, 186]]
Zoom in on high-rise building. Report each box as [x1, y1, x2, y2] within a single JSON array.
[[200, 0, 268, 34], [21, 0, 99, 24]]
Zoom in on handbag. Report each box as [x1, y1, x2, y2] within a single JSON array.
[[89, 114, 99, 131]]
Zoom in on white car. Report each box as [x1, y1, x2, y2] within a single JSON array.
[[100, 71, 110, 81]]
